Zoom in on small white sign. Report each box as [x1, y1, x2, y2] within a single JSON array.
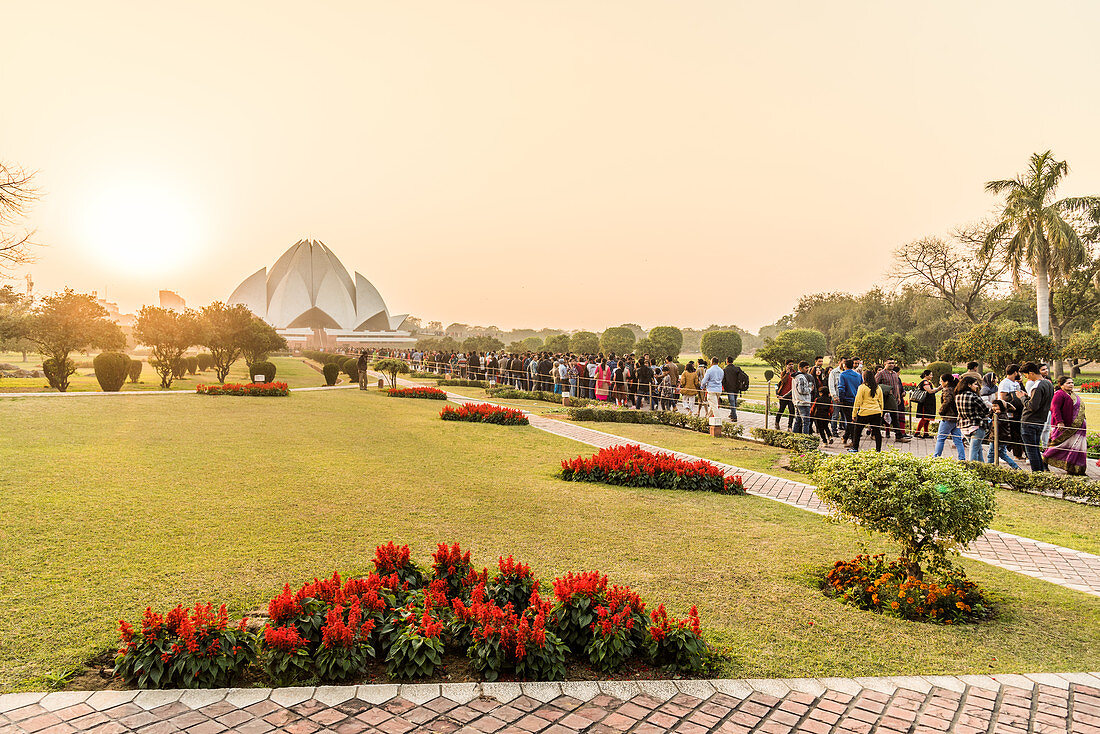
[[253, 375, 265, 383], [709, 416, 721, 426], [562, 391, 571, 398]]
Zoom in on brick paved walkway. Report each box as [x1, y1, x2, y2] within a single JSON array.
[[4, 674, 1099, 733]]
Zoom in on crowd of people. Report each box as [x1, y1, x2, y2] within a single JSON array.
[[348, 347, 1094, 477]]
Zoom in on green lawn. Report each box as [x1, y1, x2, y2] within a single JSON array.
[[2, 389, 1099, 692], [554, 420, 1100, 556], [0, 356, 326, 393]]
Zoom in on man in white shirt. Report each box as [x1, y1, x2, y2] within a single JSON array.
[[997, 364, 1023, 402], [702, 357, 725, 419]]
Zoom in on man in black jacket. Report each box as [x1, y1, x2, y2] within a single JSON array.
[[1020, 362, 1053, 472], [635, 357, 654, 409], [722, 357, 746, 421]]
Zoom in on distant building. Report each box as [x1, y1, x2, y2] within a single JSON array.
[[93, 293, 135, 327], [159, 290, 186, 310], [228, 239, 414, 350]]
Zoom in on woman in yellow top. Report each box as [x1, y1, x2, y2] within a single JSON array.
[[680, 362, 700, 413], [849, 369, 885, 452]]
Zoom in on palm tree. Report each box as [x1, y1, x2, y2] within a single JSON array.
[[982, 151, 1100, 342]]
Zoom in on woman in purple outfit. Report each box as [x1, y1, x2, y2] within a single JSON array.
[[1042, 376, 1088, 476]]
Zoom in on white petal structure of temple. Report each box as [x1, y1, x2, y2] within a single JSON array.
[[228, 239, 415, 349]]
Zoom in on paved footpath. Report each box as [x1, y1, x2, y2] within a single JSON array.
[[4, 674, 1100, 734]]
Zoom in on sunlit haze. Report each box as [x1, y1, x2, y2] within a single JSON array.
[[6, 1, 1100, 331]]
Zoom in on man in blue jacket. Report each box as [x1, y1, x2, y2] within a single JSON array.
[[837, 358, 863, 446]]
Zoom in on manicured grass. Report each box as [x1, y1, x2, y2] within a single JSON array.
[[0, 356, 323, 393], [3, 390, 1099, 692], [561, 420, 1100, 556]]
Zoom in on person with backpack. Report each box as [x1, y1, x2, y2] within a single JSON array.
[[722, 356, 747, 421]]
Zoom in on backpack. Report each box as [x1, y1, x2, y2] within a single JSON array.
[[736, 369, 749, 393]]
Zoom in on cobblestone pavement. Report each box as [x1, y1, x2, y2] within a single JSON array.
[[4, 675, 1100, 733]]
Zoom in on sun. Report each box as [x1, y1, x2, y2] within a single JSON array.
[[80, 183, 201, 275]]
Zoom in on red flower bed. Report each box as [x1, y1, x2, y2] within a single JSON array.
[[114, 541, 712, 689], [1080, 381, 1100, 393], [388, 387, 447, 399], [197, 382, 289, 396], [440, 402, 529, 425], [560, 444, 745, 494]]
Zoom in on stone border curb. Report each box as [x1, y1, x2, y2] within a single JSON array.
[[6, 673, 1100, 714]]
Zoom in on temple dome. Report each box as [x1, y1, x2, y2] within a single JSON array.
[[228, 239, 407, 331]]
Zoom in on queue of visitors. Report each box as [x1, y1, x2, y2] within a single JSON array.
[[348, 347, 1093, 476]]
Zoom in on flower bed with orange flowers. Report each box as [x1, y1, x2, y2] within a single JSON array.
[[113, 541, 714, 689], [387, 386, 447, 399], [1081, 381, 1100, 393], [440, 402, 529, 425], [560, 444, 745, 494], [823, 554, 989, 624], [196, 381, 289, 396]]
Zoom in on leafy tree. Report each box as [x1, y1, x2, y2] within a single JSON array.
[[199, 302, 254, 382], [755, 329, 827, 371], [26, 289, 125, 392], [374, 357, 409, 388], [757, 314, 795, 342], [543, 333, 570, 354], [0, 284, 33, 360], [1061, 322, 1100, 371], [647, 326, 683, 359], [982, 151, 1100, 346], [835, 329, 917, 369], [699, 330, 742, 363], [416, 336, 461, 353], [1050, 254, 1100, 348], [814, 452, 996, 579], [599, 326, 635, 355], [133, 306, 201, 388], [632, 337, 656, 357], [240, 317, 287, 368], [619, 323, 646, 340], [939, 321, 1059, 375], [462, 335, 504, 353], [568, 331, 599, 355]]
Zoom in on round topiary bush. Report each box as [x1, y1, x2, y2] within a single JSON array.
[[342, 357, 359, 382], [93, 352, 131, 392], [249, 360, 277, 383], [170, 358, 187, 379], [813, 451, 995, 579], [185, 356, 199, 375], [196, 353, 214, 372], [926, 361, 953, 382], [128, 359, 143, 383], [322, 362, 340, 386]]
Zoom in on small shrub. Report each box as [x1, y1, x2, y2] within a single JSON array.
[[963, 461, 1099, 504], [586, 586, 648, 673], [432, 542, 482, 600], [385, 608, 444, 679], [814, 452, 996, 578], [751, 426, 821, 453], [374, 358, 410, 388], [314, 600, 376, 682], [560, 445, 744, 494], [196, 353, 214, 371], [440, 403, 529, 425], [926, 361, 953, 382], [437, 379, 488, 388], [788, 450, 827, 475], [128, 359, 143, 383], [170, 358, 187, 380], [185, 356, 199, 375], [564, 407, 743, 439], [322, 363, 340, 386], [93, 352, 131, 392], [388, 387, 447, 399], [824, 554, 988, 624], [262, 625, 312, 686], [249, 360, 277, 382], [42, 357, 76, 391], [456, 585, 567, 681], [115, 604, 258, 689], [549, 571, 608, 654], [342, 357, 359, 382]]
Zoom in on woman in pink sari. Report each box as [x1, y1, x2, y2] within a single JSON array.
[[594, 359, 611, 401], [1043, 376, 1088, 476]]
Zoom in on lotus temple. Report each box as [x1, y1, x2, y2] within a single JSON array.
[[228, 239, 415, 350]]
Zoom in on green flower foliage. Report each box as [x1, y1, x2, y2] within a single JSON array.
[[813, 452, 996, 577], [751, 427, 821, 453]]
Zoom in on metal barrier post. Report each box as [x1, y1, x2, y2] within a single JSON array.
[[992, 413, 1000, 466], [765, 391, 771, 428]]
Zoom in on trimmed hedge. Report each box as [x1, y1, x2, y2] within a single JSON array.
[[963, 461, 1099, 504], [788, 450, 828, 475], [127, 359, 143, 383], [485, 387, 597, 407], [437, 379, 488, 388], [196, 353, 214, 372], [751, 427, 822, 453], [322, 363, 340, 386], [93, 352, 131, 392], [249, 360, 277, 383], [564, 406, 745, 439], [341, 357, 359, 382]]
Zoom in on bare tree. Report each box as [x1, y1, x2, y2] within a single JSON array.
[[890, 223, 1013, 322], [1, 162, 38, 273]]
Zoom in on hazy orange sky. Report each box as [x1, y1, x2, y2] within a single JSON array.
[[5, 1, 1100, 332]]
